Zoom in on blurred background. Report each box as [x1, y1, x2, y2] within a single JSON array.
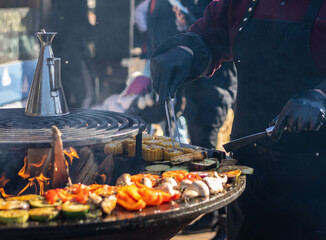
[[0, 0, 139, 108], [0, 0, 234, 151]]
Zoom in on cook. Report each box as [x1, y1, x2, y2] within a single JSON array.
[[150, 0, 326, 239]]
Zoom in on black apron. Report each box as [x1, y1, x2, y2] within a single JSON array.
[[228, 0, 326, 239]]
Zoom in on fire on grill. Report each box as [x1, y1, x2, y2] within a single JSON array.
[[0, 126, 242, 220], [0, 110, 246, 240]]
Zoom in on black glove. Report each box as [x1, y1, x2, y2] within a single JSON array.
[[150, 47, 193, 104], [271, 89, 326, 141]]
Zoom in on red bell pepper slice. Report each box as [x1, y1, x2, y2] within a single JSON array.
[[162, 170, 188, 182], [184, 173, 202, 182]]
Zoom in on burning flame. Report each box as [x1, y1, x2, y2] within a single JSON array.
[[0, 188, 11, 198], [17, 179, 36, 196], [64, 147, 79, 165], [35, 173, 50, 195], [18, 154, 47, 180], [0, 173, 9, 188], [18, 173, 50, 196], [31, 155, 46, 168], [18, 156, 29, 179], [0, 173, 11, 198]]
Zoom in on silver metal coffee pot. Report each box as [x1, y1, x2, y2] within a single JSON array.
[[25, 29, 69, 116]]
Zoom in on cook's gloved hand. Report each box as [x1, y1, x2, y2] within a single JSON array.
[[150, 47, 193, 104], [271, 89, 326, 141]]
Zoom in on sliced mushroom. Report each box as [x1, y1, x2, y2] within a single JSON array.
[[208, 171, 228, 184], [203, 177, 224, 194], [207, 171, 218, 178], [182, 189, 199, 198], [218, 173, 228, 184], [182, 180, 210, 198], [101, 195, 117, 214], [162, 177, 178, 187], [179, 179, 192, 191], [89, 193, 103, 205], [116, 173, 132, 186], [156, 182, 175, 196], [141, 177, 153, 188]]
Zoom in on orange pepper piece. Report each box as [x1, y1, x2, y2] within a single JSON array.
[[160, 191, 172, 203], [138, 187, 163, 206], [56, 189, 74, 203], [184, 173, 202, 182], [172, 191, 181, 200], [162, 170, 188, 182], [117, 191, 146, 211], [121, 185, 142, 201]]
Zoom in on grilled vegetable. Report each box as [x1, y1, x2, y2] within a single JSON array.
[[0, 210, 29, 224], [0, 200, 29, 210], [189, 158, 218, 171], [104, 141, 123, 155], [28, 207, 59, 222], [203, 177, 224, 194], [6, 194, 43, 202], [162, 170, 188, 182], [61, 202, 90, 219], [170, 151, 204, 165], [145, 164, 170, 172], [86, 209, 103, 219], [219, 169, 242, 178], [29, 199, 61, 208], [218, 165, 254, 175], [116, 173, 132, 186], [184, 173, 202, 182], [138, 187, 163, 206], [101, 195, 117, 214], [219, 158, 238, 166], [116, 190, 146, 211], [164, 165, 189, 172], [182, 181, 210, 198]]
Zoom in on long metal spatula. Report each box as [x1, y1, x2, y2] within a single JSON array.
[[164, 93, 182, 151], [223, 126, 274, 152]]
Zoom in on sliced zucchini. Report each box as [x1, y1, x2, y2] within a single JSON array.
[[0, 200, 29, 210], [6, 194, 43, 202], [218, 165, 254, 175], [86, 209, 103, 219], [29, 199, 61, 208], [164, 165, 189, 172], [219, 158, 238, 166], [28, 207, 59, 222], [145, 164, 170, 172], [189, 158, 218, 171], [61, 202, 90, 219], [0, 210, 29, 224]]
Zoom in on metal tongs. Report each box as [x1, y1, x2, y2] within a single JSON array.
[[164, 93, 182, 151]]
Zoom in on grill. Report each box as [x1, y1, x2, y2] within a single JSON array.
[[0, 177, 246, 240], [0, 29, 246, 240], [0, 108, 146, 149]]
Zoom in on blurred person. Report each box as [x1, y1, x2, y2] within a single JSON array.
[[126, 0, 186, 136], [135, 0, 151, 33], [150, 0, 326, 240], [170, 1, 237, 237], [171, 0, 237, 150]]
